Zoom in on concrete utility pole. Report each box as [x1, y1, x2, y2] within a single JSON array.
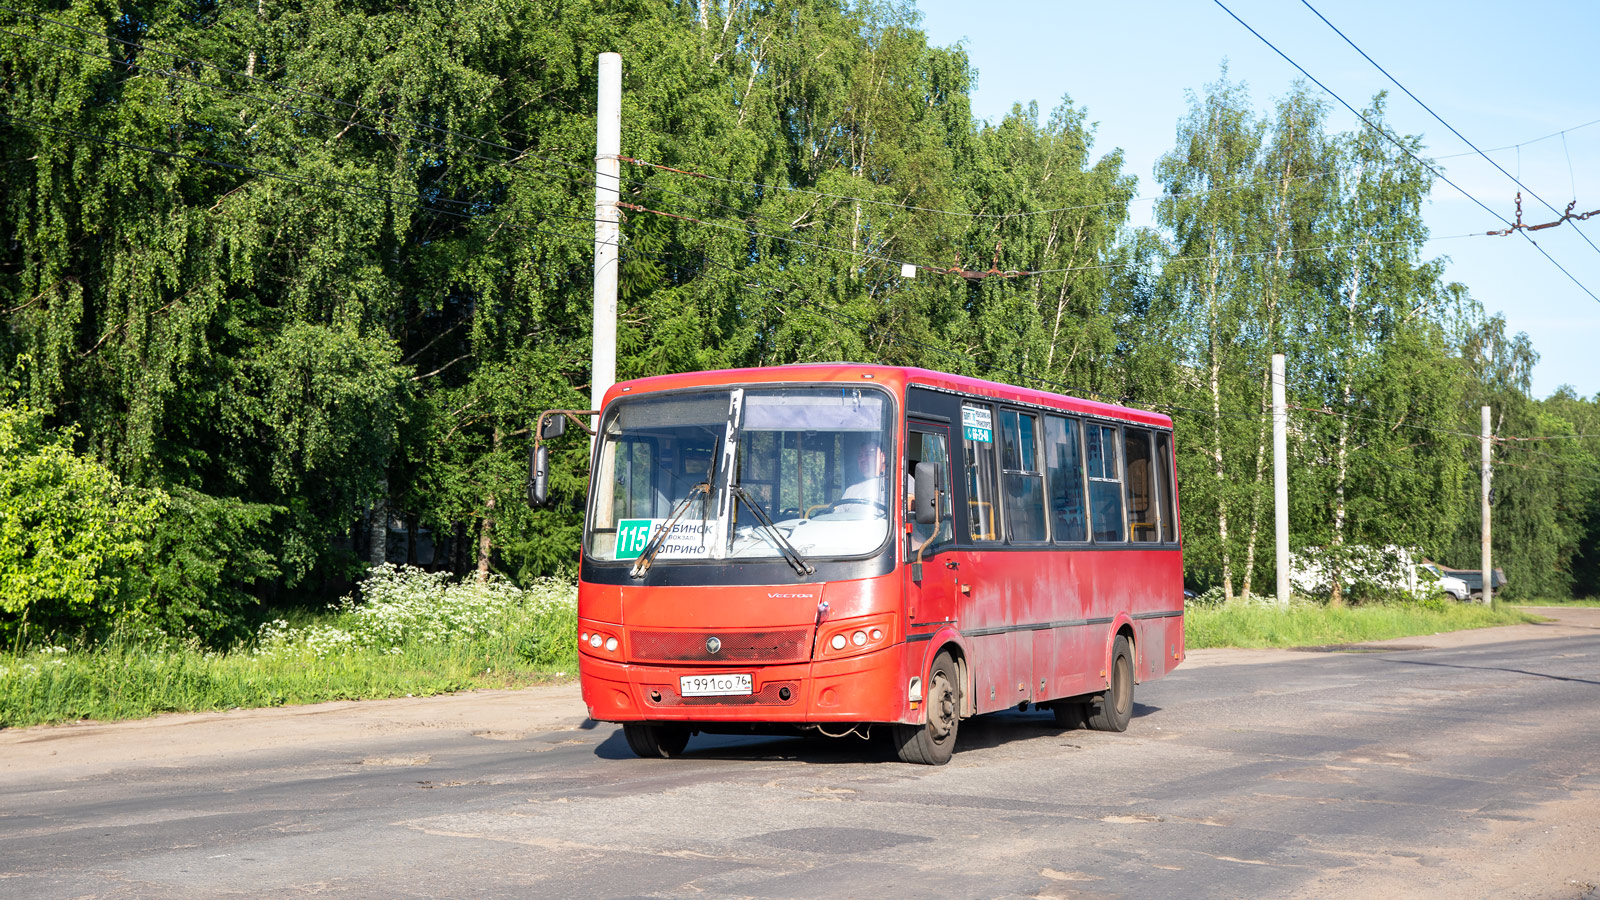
[[591, 53, 621, 440], [1482, 405, 1493, 605], [1272, 353, 1290, 605]]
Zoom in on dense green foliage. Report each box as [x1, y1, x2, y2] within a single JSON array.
[[2, 0, 1596, 649]]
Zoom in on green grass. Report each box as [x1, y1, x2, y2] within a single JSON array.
[[0, 639, 573, 729], [0, 566, 578, 730], [1509, 597, 1600, 607], [1185, 600, 1540, 649]]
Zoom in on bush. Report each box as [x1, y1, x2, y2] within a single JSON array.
[[0, 401, 164, 645], [253, 564, 576, 659], [130, 488, 284, 647]]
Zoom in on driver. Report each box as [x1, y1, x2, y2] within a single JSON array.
[[842, 438, 888, 505]]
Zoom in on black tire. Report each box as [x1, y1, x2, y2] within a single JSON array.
[[622, 722, 691, 758], [893, 650, 961, 765], [1051, 701, 1087, 729], [1086, 635, 1133, 733]]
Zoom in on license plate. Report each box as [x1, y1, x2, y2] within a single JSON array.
[[679, 673, 753, 697]]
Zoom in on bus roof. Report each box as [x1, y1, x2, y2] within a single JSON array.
[[603, 364, 1173, 429]]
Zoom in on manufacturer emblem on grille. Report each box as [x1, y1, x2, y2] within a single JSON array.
[[706, 636, 722, 654]]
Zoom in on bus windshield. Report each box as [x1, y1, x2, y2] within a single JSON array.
[[586, 386, 893, 564]]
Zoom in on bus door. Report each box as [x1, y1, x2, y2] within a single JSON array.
[[905, 421, 957, 644]]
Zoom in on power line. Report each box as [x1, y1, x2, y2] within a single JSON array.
[[626, 151, 1420, 225], [1287, 403, 1483, 440], [7, 16, 1582, 449], [1435, 116, 1600, 161], [1212, 0, 1600, 306], [15, 119, 1578, 461], [628, 194, 1481, 282], [1299, 0, 1600, 257], [5, 2, 1494, 288]]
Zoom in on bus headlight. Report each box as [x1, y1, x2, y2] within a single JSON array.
[[604, 637, 618, 652], [816, 614, 895, 659]]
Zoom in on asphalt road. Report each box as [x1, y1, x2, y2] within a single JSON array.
[[3, 625, 1598, 899]]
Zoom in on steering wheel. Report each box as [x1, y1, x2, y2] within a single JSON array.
[[817, 497, 888, 517]]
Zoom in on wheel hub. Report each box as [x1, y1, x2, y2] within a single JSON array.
[[928, 675, 956, 740]]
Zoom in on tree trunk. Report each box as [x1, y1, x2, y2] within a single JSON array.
[[245, 0, 264, 77], [1240, 368, 1273, 599], [1241, 195, 1291, 598], [453, 521, 470, 575], [1331, 266, 1363, 607], [368, 474, 388, 569], [1205, 245, 1235, 602], [475, 427, 501, 582]]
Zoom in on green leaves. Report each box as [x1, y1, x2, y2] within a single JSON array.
[[0, 401, 163, 638]]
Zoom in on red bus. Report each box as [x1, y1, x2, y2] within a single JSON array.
[[541, 364, 1184, 764]]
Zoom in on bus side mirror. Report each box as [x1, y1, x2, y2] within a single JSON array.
[[913, 462, 938, 525], [529, 445, 549, 507], [541, 415, 567, 440]]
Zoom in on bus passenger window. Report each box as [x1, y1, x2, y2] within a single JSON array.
[[961, 403, 1001, 541], [1045, 416, 1088, 542], [1156, 432, 1178, 543], [999, 410, 1047, 542], [1086, 424, 1125, 542], [1124, 428, 1158, 542]]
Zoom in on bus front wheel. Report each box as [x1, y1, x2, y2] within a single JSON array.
[[623, 722, 691, 758], [893, 651, 960, 765], [1086, 635, 1133, 733]]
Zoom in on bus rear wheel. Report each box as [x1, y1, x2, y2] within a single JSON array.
[[1086, 635, 1133, 733], [623, 722, 691, 758], [893, 650, 960, 765]]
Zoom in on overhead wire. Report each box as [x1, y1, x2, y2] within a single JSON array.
[[11, 114, 1582, 452], [1212, 0, 1600, 305], [8, 7, 1591, 447], [1299, 0, 1600, 257], [1434, 117, 1600, 161], [2, 3, 1513, 291]]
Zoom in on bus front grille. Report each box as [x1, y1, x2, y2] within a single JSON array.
[[629, 628, 811, 664]]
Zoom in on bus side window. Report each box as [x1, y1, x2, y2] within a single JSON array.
[[1156, 431, 1178, 543], [1045, 415, 1088, 542], [1124, 428, 1158, 542], [908, 428, 953, 554], [1087, 424, 1125, 542], [999, 409, 1047, 542], [962, 402, 1001, 542]]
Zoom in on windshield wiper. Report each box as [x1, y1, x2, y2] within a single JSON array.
[[629, 482, 709, 579], [732, 486, 815, 577]]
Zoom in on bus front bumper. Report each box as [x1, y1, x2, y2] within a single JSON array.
[[580, 646, 912, 725]]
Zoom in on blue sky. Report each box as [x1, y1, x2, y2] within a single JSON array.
[[913, 0, 1600, 399]]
